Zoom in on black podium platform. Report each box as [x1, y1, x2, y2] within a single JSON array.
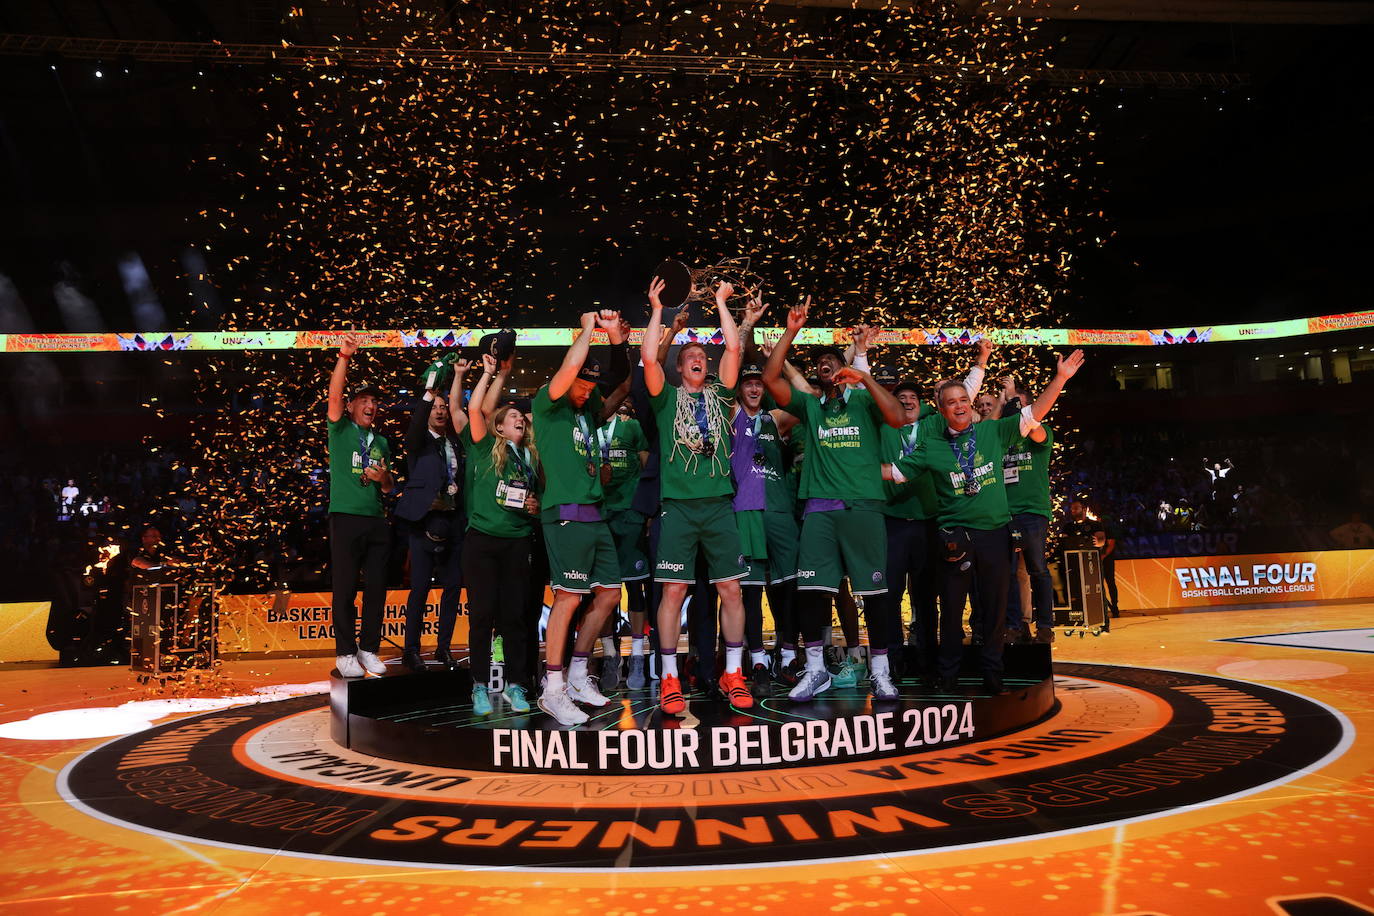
[[330, 644, 1055, 775]]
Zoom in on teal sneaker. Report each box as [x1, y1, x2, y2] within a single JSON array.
[[832, 657, 865, 688], [471, 685, 492, 717], [502, 684, 530, 714]]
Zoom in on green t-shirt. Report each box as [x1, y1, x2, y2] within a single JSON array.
[[598, 416, 649, 512], [1003, 424, 1054, 519], [532, 384, 606, 510], [880, 421, 938, 520], [461, 427, 538, 539], [649, 381, 736, 501], [327, 417, 391, 517], [895, 414, 1020, 530], [782, 387, 889, 503]]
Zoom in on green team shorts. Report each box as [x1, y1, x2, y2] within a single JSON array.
[[795, 505, 888, 595], [607, 508, 651, 582], [542, 516, 622, 593], [741, 510, 801, 587], [655, 497, 747, 584]]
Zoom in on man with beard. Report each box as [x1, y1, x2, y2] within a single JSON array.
[[326, 334, 395, 678], [761, 298, 907, 703], [395, 355, 472, 672]]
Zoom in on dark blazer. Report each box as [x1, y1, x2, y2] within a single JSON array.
[[395, 396, 463, 523]]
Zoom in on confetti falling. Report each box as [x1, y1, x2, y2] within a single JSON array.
[[175, 0, 1102, 594]]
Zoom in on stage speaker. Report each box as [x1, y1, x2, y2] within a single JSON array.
[[1055, 548, 1106, 630]]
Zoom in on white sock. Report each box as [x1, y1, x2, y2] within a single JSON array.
[[660, 652, 678, 678], [725, 645, 744, 673], [545, 669, 565, 690], [848, 646, 864, 661], [632, 636, 645, 656], [870, 653, 890, 677], [569, 656, 589, 682], [781, 646, 797, 666], [601, 636, 617, 658], [750, 649, 768, 668], [805, 644, 825, 672]]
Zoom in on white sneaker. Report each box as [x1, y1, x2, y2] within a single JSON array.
[[567, 676, 610, 707], [789, 668, 832, 701], [538, 686, 589, 726], [336, 655, 364, 678], [356, 650, 387, 676], [871, 672, 899, 700]]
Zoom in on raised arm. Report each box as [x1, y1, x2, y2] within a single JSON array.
[[833, 366, 906, 429], [549, 311, 600, 401], [739, 295, 765, 360], [468, 354, 498, 442], [446, 358, 472, 435], [1029, 349, 1086, 421], [327, 334, 359, 423], [715, 282, 742, 389], [601, 376, 632, 422], [481, 356, 511, 420], [761, 296, 809, 408], [641, 277, 669, 397], [962, 337, 992, 403]]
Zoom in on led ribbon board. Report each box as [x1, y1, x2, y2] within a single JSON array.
[[1, 310, 1370, 353]]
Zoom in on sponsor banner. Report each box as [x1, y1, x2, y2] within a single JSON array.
[[218, 589, 475, 655], [1118, 548, 1374, 610], [4, 311, 1371, 352]]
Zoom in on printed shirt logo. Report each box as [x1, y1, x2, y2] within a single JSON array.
[[816, 411, 863, 450]]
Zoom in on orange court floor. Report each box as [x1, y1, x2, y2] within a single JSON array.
[[0, 601, 1371, 916]]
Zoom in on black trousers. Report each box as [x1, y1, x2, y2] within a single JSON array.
[[403, 511, 465, 654], [881, 516, 937, 673], [329, 512, 391, 656], [939, 525, 1012, 680], [1102, 556, 1118, 615], [463, 530, 532, 688]]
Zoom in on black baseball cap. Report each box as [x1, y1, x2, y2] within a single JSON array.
[[871, 364, 898, 388], [576, 353, 604, 383], [740, 357, 765, 380], [350, 383, 384, 400], [893, 379, 923, 397], [812, 345, 846, 365]]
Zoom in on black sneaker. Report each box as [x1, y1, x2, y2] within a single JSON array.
[[402, 650, 427, 673], [777, 656, 805, 687], [749, 663, 772, 697]]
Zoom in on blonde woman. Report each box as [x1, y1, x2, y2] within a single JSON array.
[[455, 353, 542, 716]]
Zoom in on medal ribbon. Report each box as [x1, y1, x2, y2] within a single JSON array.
[[947, 425, 980, 494]]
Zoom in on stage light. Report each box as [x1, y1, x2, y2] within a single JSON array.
[[94, 69, 103, 78]]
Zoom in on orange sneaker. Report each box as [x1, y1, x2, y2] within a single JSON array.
[[660, 673, 686, 716], [719, 670, 754, 709]]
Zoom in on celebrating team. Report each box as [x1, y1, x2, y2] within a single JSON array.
[[325, 280, 1084, 726]]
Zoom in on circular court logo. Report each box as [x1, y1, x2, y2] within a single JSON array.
[[59, 663, 1349, 871]]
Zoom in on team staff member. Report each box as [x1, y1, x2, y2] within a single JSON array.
[[889, 350, 1084, 694], [877, 339, 991, 685], [761, 298, 907, 703], [532, 309, 629, 726], [642, 277, 752, 714], [459, 355, 541, 717], [325, 335, 395, 679], [1001, 380, 1055, 644], [395, 355, 471, 672]]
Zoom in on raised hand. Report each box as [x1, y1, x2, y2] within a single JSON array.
[[671, 306, 691, 334], [453, 357, 473, 375], [832, 366, 865, 386], [743, 296, 766, 328], [648, 276, 667, 310], [852, 323, 875, 354], [482, 353, 498, 375], [787, 296, 810, 332], [715, 280, 735, 304], [579, 311, 598, 333], [976, 335, 993, 366], [595, 309, 621, 333], [339, 333, 361, 358], [1056, 348, 1086, 379]]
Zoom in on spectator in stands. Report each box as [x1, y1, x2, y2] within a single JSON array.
[[1330, 512, 1374, 549]]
